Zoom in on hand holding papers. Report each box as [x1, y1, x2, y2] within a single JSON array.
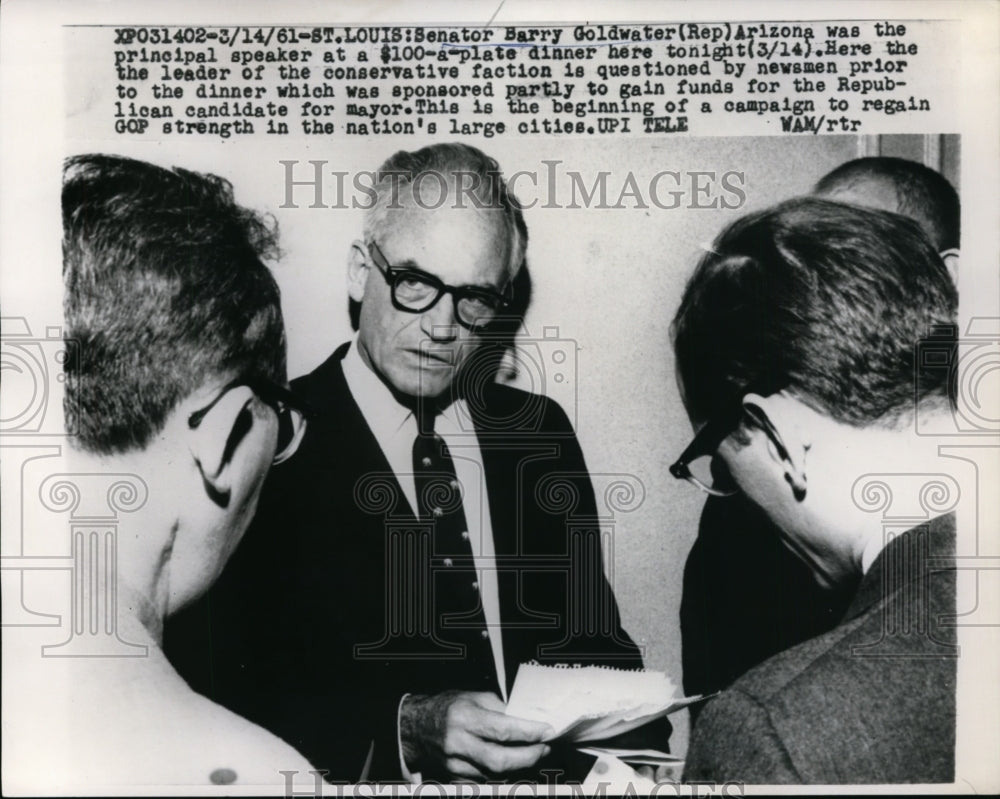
[[505, 663, 705, 744]]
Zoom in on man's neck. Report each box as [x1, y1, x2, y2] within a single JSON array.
[[117, 585, 164, 646], [62, 447, 176, 644], [841, 412, 960, 574]]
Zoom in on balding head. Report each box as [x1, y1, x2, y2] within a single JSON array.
[[814, 156, 960, 252]]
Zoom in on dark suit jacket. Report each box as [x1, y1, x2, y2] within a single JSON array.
[[167, 344, 660, 781], [683, 513, 956, 784], [681, 495, 857, 723]]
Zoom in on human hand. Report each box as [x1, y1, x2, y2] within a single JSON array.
[[400, 691, 554, 781], [633, 763, 683, 783]]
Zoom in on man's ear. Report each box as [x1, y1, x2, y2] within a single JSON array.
[[939, 248, 959, 287], [347, 240, 370, 303], [741, 392, 811, 501], [188, 387, 257, 506]]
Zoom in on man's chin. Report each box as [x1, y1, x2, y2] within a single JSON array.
[[388, 365, 455, 402], [417, 376, 454, 398]]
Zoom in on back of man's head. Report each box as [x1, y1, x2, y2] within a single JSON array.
[[814, 156, 960, 251], [672, 197, 957, 431], [63, 154, 287, 455]]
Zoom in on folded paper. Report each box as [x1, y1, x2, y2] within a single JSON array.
[[505, 662, 706, 743]]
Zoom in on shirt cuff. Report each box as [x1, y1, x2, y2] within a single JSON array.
[[397, 693, 422, 784]]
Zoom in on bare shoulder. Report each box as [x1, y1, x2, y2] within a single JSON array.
[[15, 653, 318, 791], [168, 690, 319, 786]]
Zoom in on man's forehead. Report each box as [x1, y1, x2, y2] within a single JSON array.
[[390, 179, 504, 220]]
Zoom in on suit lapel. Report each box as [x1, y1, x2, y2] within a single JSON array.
[[472, 392, 554, 697], [293, 343, 411, 520]]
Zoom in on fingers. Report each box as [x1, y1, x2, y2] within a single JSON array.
[[655, 763, 683, 782], [454, 732, 551, 776], [460, 702, 554, 744], [444, 756, 487, 782], [469, 692, 506, 712], [437, 694, 553, 778], [406, 691, 556, 780]]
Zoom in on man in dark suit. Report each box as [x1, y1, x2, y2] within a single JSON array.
[[167, 143, 660, 783], [680, 157, 961, 717], [671, 198, 958, 783]]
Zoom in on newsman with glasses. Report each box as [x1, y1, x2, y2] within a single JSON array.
[[679, 156, 964, 726], [49, 154, 316, 787], [167, 143, 663, 783], [672, 197, 958, 783]]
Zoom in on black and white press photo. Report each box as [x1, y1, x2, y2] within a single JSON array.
[[1, 1, 998, 795]]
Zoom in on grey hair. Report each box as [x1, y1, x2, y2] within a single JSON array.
[[362, 143, 527, 281]]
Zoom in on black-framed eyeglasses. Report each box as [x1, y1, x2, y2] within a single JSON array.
[[670, 401, 788, 497], [669, 411, 741, 497], [368, 240, 511, 331], [188, 377, 312, 465]]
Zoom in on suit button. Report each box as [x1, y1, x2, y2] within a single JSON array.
[[421, 457, 432, 467], [432, 506, 443, 518], [472, 581, 479, 591], [460, 531, 470, 541], [480, 629, 489, 639], [443, 558, 454, 567]]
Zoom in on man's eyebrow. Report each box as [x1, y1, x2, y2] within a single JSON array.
[[392, 258, 505, 293]]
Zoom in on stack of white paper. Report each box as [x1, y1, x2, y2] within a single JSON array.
[[504, 662, 705, 743]]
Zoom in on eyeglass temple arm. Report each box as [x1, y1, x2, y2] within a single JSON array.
[[670, 417, 731, 481], [244, 378, 318, 420]]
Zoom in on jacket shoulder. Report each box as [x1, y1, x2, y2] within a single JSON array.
[[472, 382, 576, 436], [290, 343, 350, 407]]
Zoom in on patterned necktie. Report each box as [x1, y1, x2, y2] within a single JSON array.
[[412, 419, 498, 693]]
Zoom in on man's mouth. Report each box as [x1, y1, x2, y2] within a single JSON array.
[[409, 348, 453, 368]]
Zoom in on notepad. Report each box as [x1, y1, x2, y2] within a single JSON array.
[[504, 662, 706, 743]]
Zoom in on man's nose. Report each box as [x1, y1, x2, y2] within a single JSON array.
[[421, 293, 459, 340]]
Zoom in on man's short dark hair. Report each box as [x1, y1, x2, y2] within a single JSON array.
[[671, 198, 957, 430], [814, 156, 960, 251], [63, 154, 287, 455]]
